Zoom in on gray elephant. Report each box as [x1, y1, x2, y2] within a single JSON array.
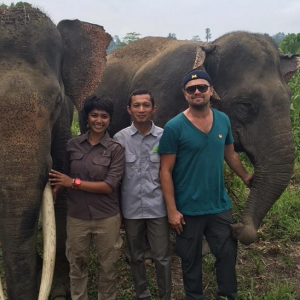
[[0, 5, 111, 300], [95, 32, 299, 245]]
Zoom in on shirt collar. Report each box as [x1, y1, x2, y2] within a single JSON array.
[[129, 121, 158, 137], [78, 130, 110, 148]]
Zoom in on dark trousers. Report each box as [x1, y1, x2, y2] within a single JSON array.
[[124, 217, 172, 300], [176, 210, 237, 300]]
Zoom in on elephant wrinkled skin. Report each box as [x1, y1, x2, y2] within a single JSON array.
[[96, 32, 299, 246], [0, 6, 111, 300]]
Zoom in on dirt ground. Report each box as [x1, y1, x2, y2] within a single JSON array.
[[116, 237, 300, 300], [1, 237, 300, 299]]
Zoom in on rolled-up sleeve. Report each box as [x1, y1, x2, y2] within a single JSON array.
[[103, 144, 125, 190]]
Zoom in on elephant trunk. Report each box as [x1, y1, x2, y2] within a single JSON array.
[[0, 183, 56, 300], [231, 133, 295, 245]]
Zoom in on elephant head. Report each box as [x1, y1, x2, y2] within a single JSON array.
[[96, 32, 298, 245], [202, 32, 298, 244], [0, 5, 111, 300]]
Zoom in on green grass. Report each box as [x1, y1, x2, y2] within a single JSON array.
[[237, 278, 300, 300], [259, 187, 300, 242], [290, 70, 300, 162]]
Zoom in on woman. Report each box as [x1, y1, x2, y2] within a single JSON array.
[[49, 95, 125, 300]]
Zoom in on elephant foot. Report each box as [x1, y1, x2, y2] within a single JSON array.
[[230, 222, 257, 245]]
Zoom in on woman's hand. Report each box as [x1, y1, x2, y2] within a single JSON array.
[[49, 169, 73, 188]]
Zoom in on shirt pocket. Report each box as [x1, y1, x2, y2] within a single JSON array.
[[149, 153, 160, 179], [90, 155, 111, 180], [125, 153, 137, 179], [69, 152, 84, 176]]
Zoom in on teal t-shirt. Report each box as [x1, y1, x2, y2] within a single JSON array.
[[158, 108, 234, 216]]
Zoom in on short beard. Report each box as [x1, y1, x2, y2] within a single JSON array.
[[189, 101, 210, 111]]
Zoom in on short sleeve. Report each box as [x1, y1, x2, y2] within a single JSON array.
[[225, 119, 234, 145], [158, 124, 179, 154]]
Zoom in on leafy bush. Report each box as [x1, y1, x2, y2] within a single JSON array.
[[279, 33, 300, 55], [289, 70, 300, 161]]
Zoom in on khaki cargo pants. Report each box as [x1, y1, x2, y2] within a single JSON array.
[[66, 215, 123, 300]]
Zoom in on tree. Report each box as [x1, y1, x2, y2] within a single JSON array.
[[14, 1, 30, 6], [191, 35, 201, 41], [0, 1, 30, 7], [271, 32, 286, 46], [107, 35, 122, 54], [279, 33, 300, 55], [114, 35, 121, 45], [205, 28, 212, 42], [167, 33, 177, 40], [121, 32, 141, 45]]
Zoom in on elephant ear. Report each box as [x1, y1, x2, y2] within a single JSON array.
[[57, 20, 112, 111], [193, 45, 222, 110], [280, 54, 300, 82], [193, 46, 207, 69]]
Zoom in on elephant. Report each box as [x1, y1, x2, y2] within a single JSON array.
[[0, 5, 111, 300], [95, 32, 299, 246]]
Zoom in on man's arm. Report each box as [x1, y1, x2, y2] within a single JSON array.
[[160, 154, 185, 234], [224, 143, 253, 187]]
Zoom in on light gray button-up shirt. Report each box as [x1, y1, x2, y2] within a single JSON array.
[[113, 122, 167, 219]]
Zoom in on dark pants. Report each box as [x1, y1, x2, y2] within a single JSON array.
[[124, 217, 172, 300], [176, 211, 237, 300]]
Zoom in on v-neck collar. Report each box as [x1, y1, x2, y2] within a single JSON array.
[[181, 109, 215, 135]]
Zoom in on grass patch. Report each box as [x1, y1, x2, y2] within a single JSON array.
[[259, 187, 300, 242], [237, 278, 300, 300]]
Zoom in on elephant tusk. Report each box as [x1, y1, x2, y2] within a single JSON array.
[[0, 273, 5, 300], [38, 182, 56, 300]]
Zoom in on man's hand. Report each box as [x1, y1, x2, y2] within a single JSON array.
[[168, 209, 185, 234], [242, 173, 253, 188]]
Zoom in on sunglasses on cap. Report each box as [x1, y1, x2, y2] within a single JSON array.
[[185, 84, 211, 94]]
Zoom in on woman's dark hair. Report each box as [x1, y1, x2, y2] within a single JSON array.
[[84, 95, 114, 119], [128, 89, 155, 107]]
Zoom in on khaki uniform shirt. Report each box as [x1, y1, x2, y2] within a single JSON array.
[[65, 131, 125, 220]]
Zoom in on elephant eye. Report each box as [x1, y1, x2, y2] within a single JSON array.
[[241, 103, 252, 108], [232, 99, 259, 123]]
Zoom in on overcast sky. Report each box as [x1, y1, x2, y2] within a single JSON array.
[[2, 0, 300, 40]]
